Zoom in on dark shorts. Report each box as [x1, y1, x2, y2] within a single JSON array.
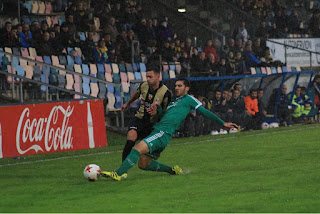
[[128, 117, 154, 140]]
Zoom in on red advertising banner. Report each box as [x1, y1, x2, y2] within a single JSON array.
[[0, 99, 107, 158]]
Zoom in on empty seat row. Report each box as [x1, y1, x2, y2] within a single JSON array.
[[250, 66, 301, 75], [25, 1, 53, 14]]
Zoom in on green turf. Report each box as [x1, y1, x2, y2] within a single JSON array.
[[0, 124, 319, 212]]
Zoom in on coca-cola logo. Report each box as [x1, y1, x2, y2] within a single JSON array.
[[16, 105, 74, 154]]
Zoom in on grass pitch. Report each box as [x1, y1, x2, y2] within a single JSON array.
[[0, 124, 319, 212]]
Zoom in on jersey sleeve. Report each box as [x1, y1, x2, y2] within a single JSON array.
[[187, 95, 203, 110], [136, 82, 143, 95], [196, 106, 225, 125]]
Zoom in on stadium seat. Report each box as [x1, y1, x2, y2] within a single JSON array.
[[51, 16, 58, 26], [127, 72, 134, 83], [51, 55, 59, 66], [105, 63, 112, 74], [175, 62, 182, 75], [19, 58, 28, 67], [94, 17, 100, 30], [114, 92, 122, 108], [286, 66, 292, 72], [33, 65, 41, 81], [271, 67, 277, 74], [266, 67, 272, 75], [6, 65, 16, 83], [169, 70, 176, 78], [261, 67, 267, 74], [120, 72, 128, 82], [139, 63, 146, 72], [74, 47, 82, 57], [45, 2, 52, 14], [126, 63, 134, 73], [250, 67, 256, 75], [21, 47, 29, 57], [121, 82, 130, 93], [282, 66, 288, 73], [107, 92, 116, 109], [67, 55, 74, 66], [12, 57, 19, 66], [106, 83, 114, 93], [24, 65, 33, 79], [105, 72, 113, 82], [12, 47, 21, 56], [74, 56, 82, 65], [169, 64, 176, 72], [97, 64, 105, 76], [141, 71, 147, 81], [296, 66, 301, 71], [134, 72, 142, 80], [15, 65, 25, 80], [123, 92, 131, 104], [162, 71, 169, 79], [25, 1, 32, 13], [46, 16, 52, 28], [132, 63, 138, 72], [40, 66, 50, 92], [118, 64, 126, 73], [89, 64, 98, 97], [98, 81, 106, 99], [82, 64, 91, 95], [29, 47, 37, 58], [26, 56, 35, 66], [38, 2, 45, 14], [255, 67, 262, 74], [162, 62, 169, 72], [291, 66, 297, 72], [58, 55, 67, 65], [31, 1, 39, 14], [49, 68, 59, 92], [78, 32, 86, 41], [65, 72, 74, 90], [113, 73, 120, 83], [43, 56, 52, 64], [73, 64, 82, 99], [111, 63, 119, 73]]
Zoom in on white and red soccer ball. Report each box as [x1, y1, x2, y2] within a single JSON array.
[[84, 164, 101, 181]]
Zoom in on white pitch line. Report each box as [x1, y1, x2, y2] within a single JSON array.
[[0, 125, 319, 168]]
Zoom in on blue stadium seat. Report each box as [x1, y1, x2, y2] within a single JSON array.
[[43, 56, 52, 64], [126, 63, 134, 73], [139, 63, 146, 72], [82, 64, 91, 95], [74, 56, 82, 65], [134, 72, 142, 80], [162, 71, 169, 80], [58, 55, 67, 65], [132, 63, 138, 73], [118, 64, 126, 73], [67, 55, 74, 66], [106, 83, 114, 93], [114, 92, 122, 109]]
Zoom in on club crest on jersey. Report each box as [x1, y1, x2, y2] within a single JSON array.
[[148, 94, 153, 101]]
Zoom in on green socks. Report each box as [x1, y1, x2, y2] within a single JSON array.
[[143, 160, 174, 174], [116, 148, 140, 175]]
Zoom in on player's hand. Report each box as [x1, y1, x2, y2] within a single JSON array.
[[121, 103, 128, 111], [146, 102, 160, 115], [223, 122, 238, 129]]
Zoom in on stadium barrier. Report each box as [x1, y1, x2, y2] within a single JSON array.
[[0, 99, 107, 159]]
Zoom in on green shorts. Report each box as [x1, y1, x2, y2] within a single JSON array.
[[143, 129, 172, 159]]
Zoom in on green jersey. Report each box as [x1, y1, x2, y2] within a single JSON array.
[[153, 94, 225, 135]]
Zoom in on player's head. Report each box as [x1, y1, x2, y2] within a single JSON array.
[[175, 78, 190, 97], [146, 66, 160, 87]]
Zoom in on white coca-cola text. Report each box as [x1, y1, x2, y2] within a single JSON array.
[[16, 105, 74, 154]]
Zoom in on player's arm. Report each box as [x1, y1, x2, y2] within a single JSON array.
[[196, 106, 237, 128], [121, 91, 140, 111]]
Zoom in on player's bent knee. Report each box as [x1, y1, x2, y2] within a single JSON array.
[[127, 129, 138, 141]]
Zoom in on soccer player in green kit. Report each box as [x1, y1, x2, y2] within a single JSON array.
[[102, 78, 238, 181]]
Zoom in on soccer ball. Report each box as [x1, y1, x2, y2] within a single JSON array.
[[84, 164, 101, 181], [269, 122, 279, 128], [261, 122, 270, 129]]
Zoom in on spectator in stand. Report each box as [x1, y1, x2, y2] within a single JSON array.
[[94, 39, 109, 64], [146, 18, 157, 41], [178, 51, 190, 77], [198, 52, 209, 76], [260, 47, 275, 65], [277, 84, 293, 126], [219, 58, 231, 77], [102, 33, 114, 51], [202, 90, 215, 135], [257, 88, 267, 117], [244, 88, 264, 130], [242, 44, 261, 69], [252, 38, 264, 59], [313, 75, 320, 109], [174, 39, 181, 57], [81, 31, 95, 63], [308, 9, 320, 36], [233, 21, 250, 42], [210, 90, 228, 135], [287, 10, 302, 34], [203, 39, 218, 62], [30, 21, 41, 43], [112, 3, 124, 25], [2, 25, 19, 47], [183, 38, 193, 58], [213, 38, 222, 61], [268, 23, 282, 38], [0, 22, 12, 46], [190, 47, 202, 77], [65, 3, 77, 18], [136, 18, 152, 50], [228, 89, 248, 130], [227, 38, 235, 53], [107, 46, 117, 63], [98, 6, 112, 28], [290, 85, 304, 122], [74, 2, 86, 27], [273, 9, 287, 33], [36, 32, 56, 56], [123, 6, 136, 31], [20, 23, 33, 48], [117, 30, 130, 62], [161, 41, 175, 62], [65, 14, 77, 39], [40, 21, 49, 35], [103, 17, 119, 43], [226, 51, 236, 75], [56, 22, 73, 52], [300, 86, 313, 118], [234, 38, 244, 54], [233, 83, 246, 98], [53, 24, 60, 37], [207, 53, 220, 76], [255, 21, 269, 42], [235, 52, 246, 75], [158, 18, 174, 44]]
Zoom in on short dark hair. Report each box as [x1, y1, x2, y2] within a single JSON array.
[[146, 65, 160, 74], [176, 78, 190, 87], [250, 88, 258, 94], [257, 88, 263, 93]]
